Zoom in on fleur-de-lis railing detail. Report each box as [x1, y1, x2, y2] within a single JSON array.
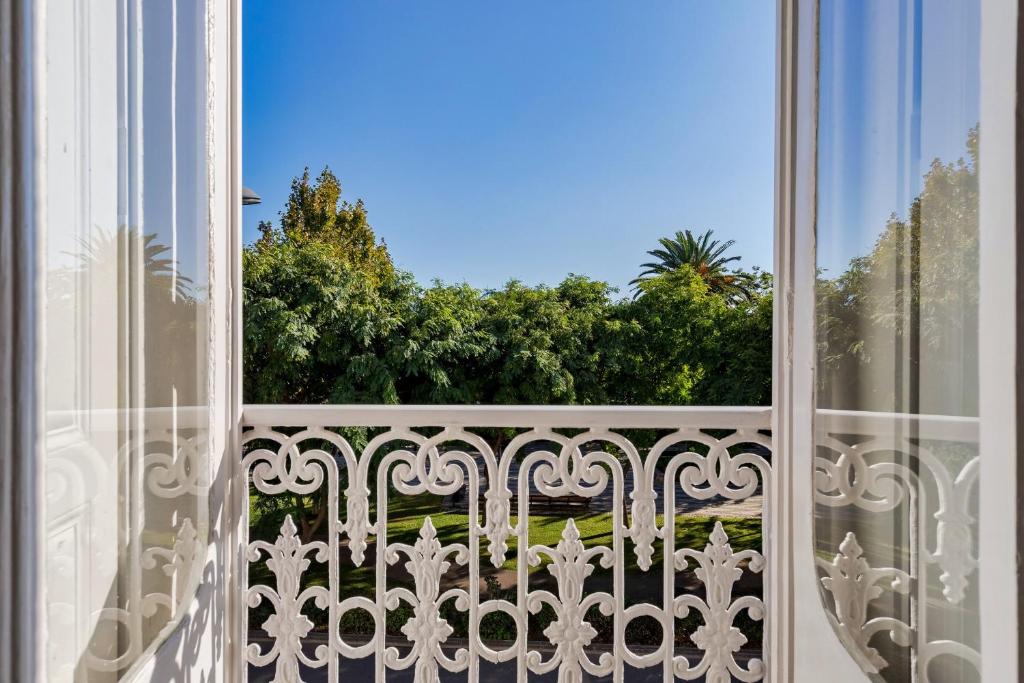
[[815, 435, 979, 605], [673, 522, 765, 683], [60, 424, 210, 677], [140, 517, 202, 611], [816, 532, 912, 673], [814, 410, 982, 680], [526, 519, 614, 683], [384, 517, 469, 683], [241, 405, 772, 682], [246, 515, 330, 682]]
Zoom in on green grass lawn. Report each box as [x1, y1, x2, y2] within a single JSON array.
[[384, 493, 759, 564], [249, 491, 764, 643], [251, 492, 761, 595]]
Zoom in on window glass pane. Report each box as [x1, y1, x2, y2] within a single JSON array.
[[814, 1, 981, 680], [43, 1, 210, 679]]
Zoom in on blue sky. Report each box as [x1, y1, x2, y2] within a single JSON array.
[[243, 2, 776, 294]]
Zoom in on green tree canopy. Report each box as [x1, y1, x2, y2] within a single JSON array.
[[475, 277, 623, 405], [243, 239, 416, 404], [244, 168, 773, 409], [615, 267, 771, 406], [257, 167, 394, 284]]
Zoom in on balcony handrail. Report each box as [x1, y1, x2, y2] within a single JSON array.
[[816, 408, 979, 442], [242, 403, 772, 429]]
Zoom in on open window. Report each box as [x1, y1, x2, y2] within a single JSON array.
[[779, 0, 1021, 680], [1, 0, 1019, 681]]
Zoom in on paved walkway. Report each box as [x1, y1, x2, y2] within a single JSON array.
[[444, 453, 765, 519], [248, 636, 760, 681], [251, 660, 695, 682]]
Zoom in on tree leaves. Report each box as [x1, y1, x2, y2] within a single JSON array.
[[631, 228, 757, 302], [244, 169, 773, 408]]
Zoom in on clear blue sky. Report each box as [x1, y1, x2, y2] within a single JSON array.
[[243, 2, 776, 294]]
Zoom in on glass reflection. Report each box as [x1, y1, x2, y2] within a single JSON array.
[[814, 1, 981, 681], [43, 1, 210, 680]]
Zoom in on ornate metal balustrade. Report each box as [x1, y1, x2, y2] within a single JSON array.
[[240, 405, 773, 683]]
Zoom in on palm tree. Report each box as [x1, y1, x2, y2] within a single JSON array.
[[631, 229, 756, 300]]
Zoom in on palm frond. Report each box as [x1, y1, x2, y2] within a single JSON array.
[[632, 228, 752, 302]]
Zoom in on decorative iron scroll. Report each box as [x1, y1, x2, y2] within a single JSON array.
[[241, 413, 772, 682]]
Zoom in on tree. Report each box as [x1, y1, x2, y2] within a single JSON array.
[[550, 276, 629, 405], [244, 168, 774, 414], [696, 270, 773, 406], [242, 166, 779, 543], [477, 280, 589, 405], [631, 229, 756, 301], [58, 228, 205, 407], [257, 167, 394, 285], [612, 267, 772, 406], [243, 238, 415, 542], [400, 282, 493, 404], [242, 240, 416, 405]]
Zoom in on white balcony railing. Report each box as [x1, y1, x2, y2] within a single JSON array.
[[240, 405, 773, 682]]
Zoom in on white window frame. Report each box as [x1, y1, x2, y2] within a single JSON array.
[[126, 0, 243, 679], [772, 0, 1022, 680], [2, 0, 1019, 680], [0, 0, 44, 680], [977, 0, 1020, 678], [0, 0, 242, 680], [770, 0, 865, 678]]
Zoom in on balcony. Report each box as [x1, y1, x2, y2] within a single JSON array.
[[240, 405, 772, 682]]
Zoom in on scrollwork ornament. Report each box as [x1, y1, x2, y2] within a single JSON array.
[[241, 416, 774, 681], [673, 522, 765, 682], [527, 519, 615, 682], [384, 517, 469, 683], [247, 515, 331, 681]]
